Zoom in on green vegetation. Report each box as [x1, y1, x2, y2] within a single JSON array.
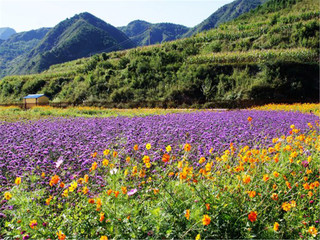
[[0, 0, 319, 105], [119, 20, 189, 46]]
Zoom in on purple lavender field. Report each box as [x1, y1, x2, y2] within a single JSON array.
[[0, 110, 318, 190]]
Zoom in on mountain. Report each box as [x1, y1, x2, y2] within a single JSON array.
[[119, 20, 189, 46], [0, 28, 16, 40], [0, 28, 51, 76], [2, 12, 136, 76], [184, 0, 268, 37]]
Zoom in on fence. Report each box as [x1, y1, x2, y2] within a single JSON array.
[[0, 99, 318, 110]]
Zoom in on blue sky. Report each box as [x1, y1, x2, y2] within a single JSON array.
[[0, 0, 233, 32]]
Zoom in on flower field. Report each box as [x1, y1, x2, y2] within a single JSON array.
[[0, 108, 319, 239]]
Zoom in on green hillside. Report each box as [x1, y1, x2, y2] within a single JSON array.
[[0, 0, 318, 105], [119, 20, 189, 46], [184, 0, 268, 37], [1, 12, 135, 77]]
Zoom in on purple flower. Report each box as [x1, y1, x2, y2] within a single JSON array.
[[127, 188, 137, 196]]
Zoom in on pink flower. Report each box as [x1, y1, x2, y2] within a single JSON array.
[[127, 188, 137, 196]]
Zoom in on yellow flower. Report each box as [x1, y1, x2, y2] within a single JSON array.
[[248, 191, 256, 198], [185, 209, 190, 220], [243, 175, 251, 184], [273, 171, 280, 178], [199, 157, 206, 164], [281, 202, 291, 211], [133, 145, 139, 151], [308, 226, 317, 237], [82, 186, 89, 195], [15, 177, 21, 185], [202, 214, 211, 226], [91, 162, 98, 171], [29, 219, 37, 229], [103, 149, 110, 155], [146, 143, 151, 150], [166, 145, 172, 152], [184, 143, 191, 152], [57, 231, 66, 240], [273, 222, 279, 231], [84, 174, 89, 183], [195, 234, 201, 240], [263, 174, 269, 182], [113, 151, 118, 158], [100, 236, 108, 240], [102, 159, 109, 166], [62, 189, 68, 197], [4, 192, 12, 200]]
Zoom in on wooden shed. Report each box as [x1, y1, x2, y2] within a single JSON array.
[[23, 94, 49, 109]]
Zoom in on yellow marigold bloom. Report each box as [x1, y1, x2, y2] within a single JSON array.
[[4, 192, 12, 200], [248, 191, 256, 198], [205, 162, 213, 172], [126, 157, 131, 163], [177, 161, 183, 169], [114, 191, 120, 198], [107, 189, 113, 196], [62, 189, 68, 197], [103, 149, 110, 155], [308, 191, 313, 197], [272, 138, 278, 143], [29, 219, 37, 229], [166, 145, 172, 153], [82, 186, 89, 195], [198, 157, 206, 164], [133, 144, 139, 151], [143, 155, 150, 164], [306, 169, 312, 174], [45, 195, 53, 205], [57, 231, 66, 240], [121, 186, 127, 194], [202, 214, 211, 226], [77, 178, 84, 184], [243, 175, 251, 184], [91, 162, 98, 171], [41, 172, 45, 178], [209, 148, 214, 154], [303, 183, 310, 190], [146, 162, 151, 168], [195, 234, 201, 240], [146, 143, 151, 150], [84, 174, 89, 183], [113, 151, 118, 158], [290, 124, 295, 129], [185, 209, 190, 220], [274, 222, 279, 231], [247, 116, 252, 122], [308, 226, 317, 237], [290, 151, 298, 158], [282, 202, 291, 211], [100, 236, 108, 240], [102, 159, 109, 166], [263, 174, 269, 182], [271, 193, 279, 201], [286, 181, 292, 189], [290, 200, 296, 207], [132, 166, 138, 175], [273, 171, 280, 178], [15, 177, 21, 185], [184, 143, 191, 152]]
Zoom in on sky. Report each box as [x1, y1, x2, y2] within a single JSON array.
[[0, 0, 234, 32]]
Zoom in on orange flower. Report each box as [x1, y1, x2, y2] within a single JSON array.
[[248, 211, 257, 222], [263, 174, 269, 182], [60, 182, 65, 188], [290, 200, 296, 207], [99, 212, 105, 222], [107, 189, 113, 196], [143, 155, 150, 164], [100, 236, 108, 240], [88, 198, 95, 204], [121, 186, 127, 194], [273, 171, 279, 178], [114, 191, 120, 198], [15, 177, 21, 185], [308, 226, 318, 237], [185, 209, 190, 220], [282, 202, 291, 211], [274, 222, 279, 231], [49, 175, 60, 186], [45, 196, 53, 205], [41, 172, 45, 178], [91, 162, 98, 171], [82, 186, 89, 195], [133, 145, 139, 151], [29, 219, 37, 229], [248, 191, 256, 198], [102, 159, 109, 166], [243, 175, 251, 184], [113, 151, 118, 158], [271, 193, 279, 201], [205, 203, 210, 211], [91, 152, 97, 158], [162, 153, 170, 163], [184, 143, 191, 152], [84, 174, 89, 183], [153, 189, 159, 195], [202, 214, 211, 225], [57, 231, 66, 240], [247, 116, 252, 122], [286, 181, 292, 189], [199, 157, 206, 164]]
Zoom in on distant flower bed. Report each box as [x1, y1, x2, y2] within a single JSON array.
[[0, 110, 319, 238]]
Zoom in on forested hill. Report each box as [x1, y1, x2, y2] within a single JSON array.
[[118, 20, 189, 46], [0, 0, 319, 105], [184, 0, 268, 37], [0, 12, 135, 77], [0, 28, 16, 40]]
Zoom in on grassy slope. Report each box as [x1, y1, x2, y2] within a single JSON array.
[[0, 0, 318, 104]]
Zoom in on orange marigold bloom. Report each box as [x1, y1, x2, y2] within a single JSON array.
[[205, 203, 210, 211], [82, 186, 89, 195], [84, 174, 89, 183], [102, 159, 109, 166], [274, 222, 279, 231], [29, 219, 37, 229], [308, 226, 318, 237], [41, 172, 45, 178], [263, 174, 269, 182], [143, 155, 150, 164], [114, 191, 120, 198], [113, 151, 118, 158], [199, 157, 206, 164], [286, 181, 292, 189], [91, 152, 97, 158], [57, 231, 66, 240], [282, 202, 291, 211], [303, 183, 310, 190], [99, 212, 105, 222], [185, 209, 190, 220], [45, 196, 53, 205], [247, 116, 252, 122], [121, 186, 127, 194], [162, 153, 170, 163], [290, 200, 296, 207], [60, 182, 65, 188], [133, 144, 139, 151], [243, 175, 251, 184], [273, 171, 280, 178], [49, 175, 60, 186], [184, 143, 191, 152], [107, 189, 113, 196], [100, 236, 108, 240], [88, 198, 95, 204], [248, 191, 256, 198], [91, 162, 98, 171], [15, 177, 21, 185], [202, 214, 211, 225], [248, 211, 257, 222]]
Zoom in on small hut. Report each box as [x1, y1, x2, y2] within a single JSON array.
[[23, 94, 49, 109]]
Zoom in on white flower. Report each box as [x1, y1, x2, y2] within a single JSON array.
[[110, 168, 118, 175], [55, 157, 64, 168]]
